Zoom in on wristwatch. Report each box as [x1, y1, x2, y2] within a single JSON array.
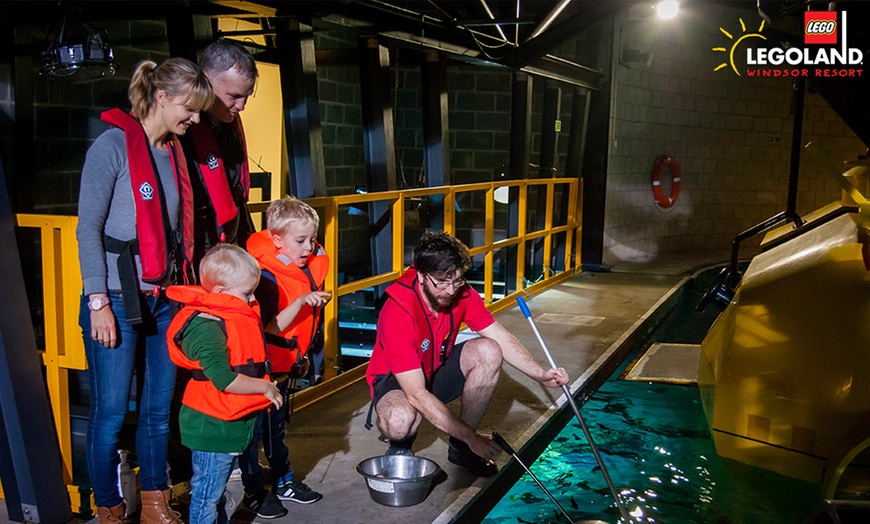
[[88, 296, 111, 312]]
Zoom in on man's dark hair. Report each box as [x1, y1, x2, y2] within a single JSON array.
[[200, 40, 258, 81], [413, 231, 471, 276]]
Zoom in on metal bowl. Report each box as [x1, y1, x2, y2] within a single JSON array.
[[356, 455, 441, 507]]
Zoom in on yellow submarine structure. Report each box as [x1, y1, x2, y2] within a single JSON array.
[[699, 163, 870, 497]]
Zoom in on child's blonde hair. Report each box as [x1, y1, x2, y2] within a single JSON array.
[[199, 244, 260, 292], [266, 195, 320, 236]]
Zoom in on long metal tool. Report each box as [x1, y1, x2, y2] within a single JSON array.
[[492, 431, 575, 524], [516, 296, 633, 523]]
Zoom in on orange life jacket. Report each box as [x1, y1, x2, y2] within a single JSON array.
[[166, 286, 272, 421], [100, 108, 194, 284], [246, 230, 329, 373]]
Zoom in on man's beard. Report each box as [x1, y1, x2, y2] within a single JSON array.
[[422, 283, 457, 311]]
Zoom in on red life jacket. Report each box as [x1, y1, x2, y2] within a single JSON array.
[[246, 230, 329, 373], [186, 117, 250, 228], [377, 268, 467, 381], [166, 285, 272, 421], [100, 108, 194, 284]]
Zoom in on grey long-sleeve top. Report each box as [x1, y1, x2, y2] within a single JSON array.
[[76, 127, 179, 296]]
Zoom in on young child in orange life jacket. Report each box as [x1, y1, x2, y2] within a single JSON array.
[[239, 195, 331, 511], [166, 244, 283, 524]]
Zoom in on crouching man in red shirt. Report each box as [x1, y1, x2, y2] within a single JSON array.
[[365, 231, 569, 476]]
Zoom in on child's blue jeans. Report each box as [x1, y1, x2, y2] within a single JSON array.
[[189, 450, 235, 523]]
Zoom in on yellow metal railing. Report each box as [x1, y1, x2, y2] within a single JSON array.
[[13, 177, 582, 513], [249, 178, 583, 409], [13, 214, 89, 512]]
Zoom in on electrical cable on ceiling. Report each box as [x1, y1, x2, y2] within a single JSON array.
[[464, 28, 510, 60], [425, 0, 513, 59]]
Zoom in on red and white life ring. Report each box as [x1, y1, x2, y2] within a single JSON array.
[[651, 154, 681, 208]]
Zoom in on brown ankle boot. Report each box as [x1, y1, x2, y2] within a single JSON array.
[[139, 489, 182, 524], [97, 503, 125, 524]]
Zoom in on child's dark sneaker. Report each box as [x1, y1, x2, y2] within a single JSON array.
[[275, 477, 323, 504], [242, 489, 287, 519]]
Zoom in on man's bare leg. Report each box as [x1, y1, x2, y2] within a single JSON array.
[[376, 389, 423, 441], [458, 337, 502, 429]]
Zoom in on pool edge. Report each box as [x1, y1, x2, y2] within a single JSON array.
[[442, 274, 691, 524]]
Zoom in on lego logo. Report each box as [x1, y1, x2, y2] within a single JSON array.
[[806, 20, 836, 35]]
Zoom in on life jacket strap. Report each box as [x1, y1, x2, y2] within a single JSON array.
[[190, 358, 272, 381], [104, 235, 143, 325]]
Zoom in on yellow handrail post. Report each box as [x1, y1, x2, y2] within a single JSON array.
[[543, 181, 555, 279], [516, 183, 528, 290], [15, 213, 85, 510], [392, 194, 405, 272], [484, 186, 495, 304], [576, 179, 584, 273], [565, 181, 579, 273], [322, 200, 340, 381], [443, 189, 455, 237]]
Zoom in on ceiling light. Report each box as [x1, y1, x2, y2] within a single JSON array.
[[656, 0, 679, 20], [39, 4, 117, 81], [40, 29, 117, 80]]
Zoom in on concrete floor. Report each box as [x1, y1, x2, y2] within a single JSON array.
[[2, 254, 726, 524]]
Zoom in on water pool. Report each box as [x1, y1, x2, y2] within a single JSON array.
[[483, 268, 820, 523], [483, 377, 818, 523]]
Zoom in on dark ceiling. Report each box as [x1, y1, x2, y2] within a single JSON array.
[[9, 0, 870, 143], [7, 0, 643, 89], [204, 0, 644, 89]]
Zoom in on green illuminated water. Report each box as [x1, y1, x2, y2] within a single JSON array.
[[484, 268, 819, 523], [484, 378, 818, 523]]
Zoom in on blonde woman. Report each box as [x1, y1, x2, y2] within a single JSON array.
[[76, 57, 212, 523]]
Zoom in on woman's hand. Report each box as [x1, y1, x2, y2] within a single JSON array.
[[91, 306, 118, 348]]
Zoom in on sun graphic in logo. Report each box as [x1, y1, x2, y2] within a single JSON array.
[[713, 18, 767, 76]]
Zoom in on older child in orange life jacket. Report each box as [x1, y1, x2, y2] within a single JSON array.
[[239, 196, 330, 512]]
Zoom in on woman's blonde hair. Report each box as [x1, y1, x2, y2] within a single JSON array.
[[266, 195, 320, 236], [199, 244, 260, 292], [128, 57, 213, 119]]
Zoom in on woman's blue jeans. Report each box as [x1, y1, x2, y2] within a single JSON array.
[[80, 290, 176, 508], [189, 450, 235, 524]]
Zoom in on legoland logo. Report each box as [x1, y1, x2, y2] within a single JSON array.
[[805, 12, 837, 45], [713, 12, 863, 78], [713, 17, 767, 76]]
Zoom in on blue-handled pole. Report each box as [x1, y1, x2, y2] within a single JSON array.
[[516, 296, 632, 522]]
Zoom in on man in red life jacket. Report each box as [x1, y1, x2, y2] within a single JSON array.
[[365, 231, 570, 477], [182, 40, 257, 275], [170, 39, 266, 512]]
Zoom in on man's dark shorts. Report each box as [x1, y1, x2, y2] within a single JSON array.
[[371, 339, 471, 407]]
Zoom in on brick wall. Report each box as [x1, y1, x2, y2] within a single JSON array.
[[315, 39, 557, 279], [603, 2, 865, 266], [15, 20, 169, 214]]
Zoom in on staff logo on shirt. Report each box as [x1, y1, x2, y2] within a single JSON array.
[[421, 339, 431, 352], [207, 154, 220, 170], [139, 182, 154, 201]]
